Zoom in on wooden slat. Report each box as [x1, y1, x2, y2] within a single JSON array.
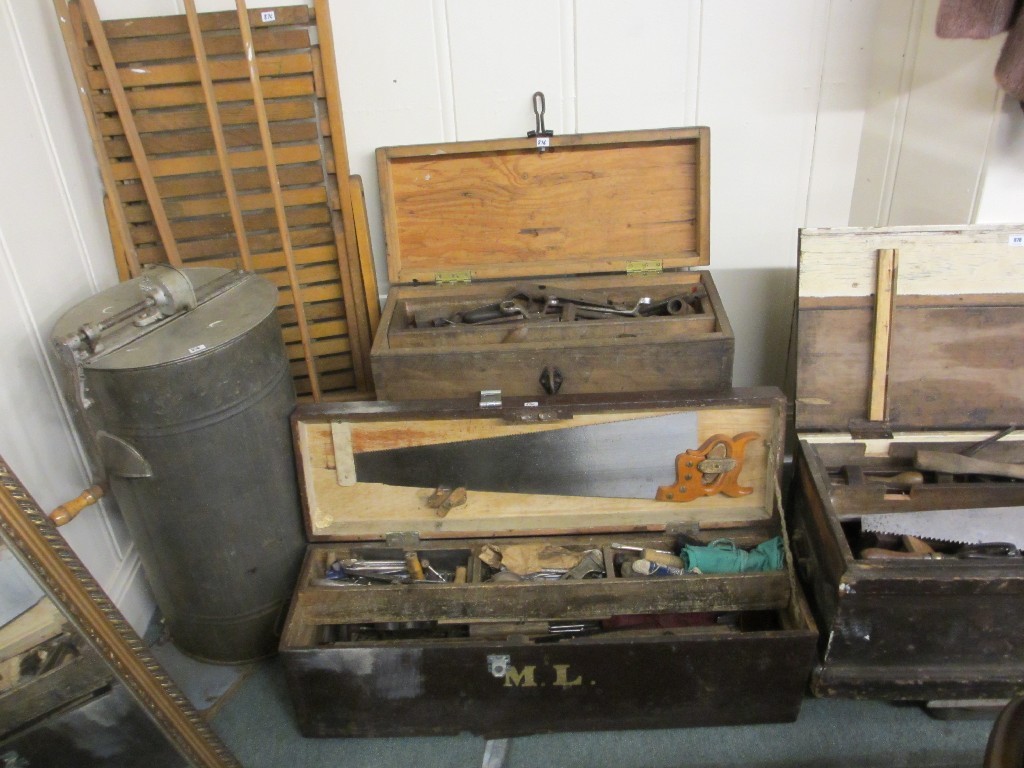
[[235, 0, 320, 400], [111, 143, 322, 181], [92, 6, 311, 39], [278, 300, 345, 326], [123, 187, 328, 223], [92, 76, 315, 115], [104, 121, 321, 160], [350, 175, 381, 338], [135, 226, 334, 265], [130, 207, 330, 246], [80, 0, 182, 267], [82, 27, 310, 66], [277, 283, 343, 308], [86, 52, 313, 90], [282, 319, 347, 343], [116, 164, 325, 204], [868, 248, 898, 422]]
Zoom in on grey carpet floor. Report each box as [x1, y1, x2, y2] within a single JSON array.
[[210, 659, 995, 767]]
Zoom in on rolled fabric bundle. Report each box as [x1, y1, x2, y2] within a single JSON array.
[[682, 537, 785, 573]]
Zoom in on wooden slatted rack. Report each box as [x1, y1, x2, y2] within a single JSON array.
[[53, 1, 374, 401]]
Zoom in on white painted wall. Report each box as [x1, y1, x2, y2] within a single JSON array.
[[0, 0, 1018, 628]]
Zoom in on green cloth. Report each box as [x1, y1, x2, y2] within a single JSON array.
[[682, 537, 784, 573]]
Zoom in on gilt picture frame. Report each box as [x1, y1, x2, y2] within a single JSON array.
[[0, 455, 239, 768]]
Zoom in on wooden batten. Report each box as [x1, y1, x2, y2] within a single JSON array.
[[796, 224, 1024, 432]]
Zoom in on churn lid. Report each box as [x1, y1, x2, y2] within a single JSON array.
[[51, 267, 277, 371]]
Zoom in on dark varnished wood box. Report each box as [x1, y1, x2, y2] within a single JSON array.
[[790, 224, 1024, 700], [370, 128, 734, 400], [280, 388, 816, 737]]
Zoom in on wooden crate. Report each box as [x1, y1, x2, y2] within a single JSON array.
[[280, 388, 816, 737], [790, 223, 1024, 699], [370, 127, 735, 400]]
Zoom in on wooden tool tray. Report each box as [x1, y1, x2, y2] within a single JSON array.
[[281, 388, 816, 737], [790, 223, 1024, 700], [369, 127, 735, 400]]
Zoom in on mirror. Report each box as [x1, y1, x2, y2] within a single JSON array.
[[0, 455, 239, 768]]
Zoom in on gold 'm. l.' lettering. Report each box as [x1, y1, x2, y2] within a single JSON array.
[[504, 665, 538, 688], [552, 664, 583, 687]]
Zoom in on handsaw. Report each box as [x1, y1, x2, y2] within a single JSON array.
[[861, 506, 1024, 548], [353, 412, 698, 500]]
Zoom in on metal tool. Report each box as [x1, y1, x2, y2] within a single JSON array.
[[860, 542, 1020, 560], [861, 506, 1024, 548], [631, 559, 687, 576], [611, 544, 684, 568], [560, 549, 604, 579]]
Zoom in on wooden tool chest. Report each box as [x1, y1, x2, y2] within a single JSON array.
[[370, 127, 735, 400], [789, 223, 1024, 700], [280, 388, 816, 737]]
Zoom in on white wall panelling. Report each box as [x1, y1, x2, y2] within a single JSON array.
[[976, 97, 1024, 222], [0, 0, 1019, 630], [1, 0, 154, 631]]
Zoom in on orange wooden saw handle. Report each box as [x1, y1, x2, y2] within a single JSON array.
[[655, 432, 759, 503]]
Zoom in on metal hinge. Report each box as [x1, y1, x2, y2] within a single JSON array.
[[625, 259, 663, 276], [479, 389, 502, 409], [434, 270, 472, 285]]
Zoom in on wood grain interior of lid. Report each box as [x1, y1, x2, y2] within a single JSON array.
[[379, 129, 710, 284]]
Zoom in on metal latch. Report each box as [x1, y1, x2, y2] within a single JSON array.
[[487, 654, 511, 678], [479, 389, 502, 409], [526, 91, 554, 152], [434, 270, 472, 285], [626, 259, 663, 275]]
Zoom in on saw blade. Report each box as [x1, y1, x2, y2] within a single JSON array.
[[861, 506, 1024, 548], [353, 411, 698, 500]]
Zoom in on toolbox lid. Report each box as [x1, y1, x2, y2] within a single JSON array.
[[794, 224, 1024, 433], [376, 127, 710, 285], [292, 388, 783, 542]]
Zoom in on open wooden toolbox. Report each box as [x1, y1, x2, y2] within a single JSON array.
[[370, 127, 735, 400], [789, 223, 1024, 700], [280, 388, 816, 737]]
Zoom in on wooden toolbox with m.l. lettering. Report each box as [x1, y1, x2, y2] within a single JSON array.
[[789, 224, 1024, 701], [280, 388, 816, 737], [369, 127, 735, 400]]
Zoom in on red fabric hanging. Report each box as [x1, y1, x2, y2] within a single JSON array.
[[937, 0, 1024, 107]]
